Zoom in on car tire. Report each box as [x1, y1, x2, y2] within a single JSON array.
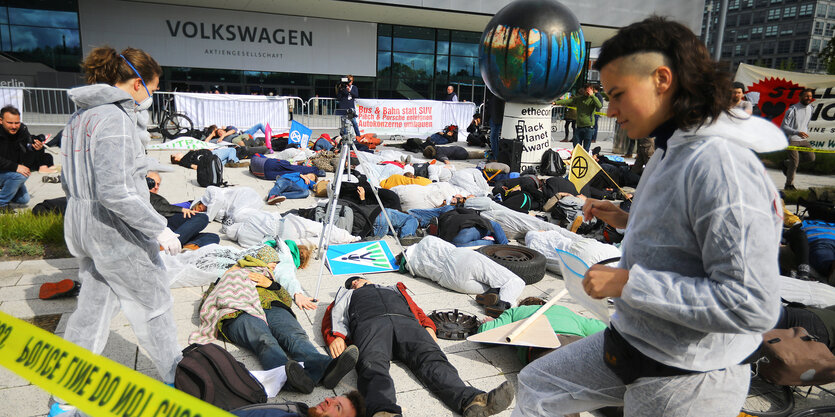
[[476, 245, 547, 285]]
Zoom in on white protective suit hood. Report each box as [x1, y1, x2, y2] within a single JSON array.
[[69, 83, 135, 111], [681, 111, 787, 153]]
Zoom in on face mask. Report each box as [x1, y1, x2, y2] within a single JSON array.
[[120, 54, 152, 106]]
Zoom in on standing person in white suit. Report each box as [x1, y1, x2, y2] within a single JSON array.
[[51, 46, 181, 416]]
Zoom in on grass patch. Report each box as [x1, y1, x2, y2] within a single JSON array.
[[0, 211, 67, 259], [759, 151, 835, 175]]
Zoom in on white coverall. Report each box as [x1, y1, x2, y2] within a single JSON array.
[[405, 236, 525, 305], [465, 197, 562, 239], [513, 113, 787, 416], [60, 85, 181, 383], [449, 168, 492, 197]]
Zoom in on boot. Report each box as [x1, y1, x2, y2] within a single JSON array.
[[476, 288, 500, 307], [484, 301, 511, 318], [463, 381, 514, 417]]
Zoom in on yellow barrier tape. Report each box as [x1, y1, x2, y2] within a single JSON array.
[[785, 146, 835, 153], [0, 311, 233, 417]]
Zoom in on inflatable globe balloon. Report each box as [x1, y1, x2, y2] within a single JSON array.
[[479, 0, 586, 103]]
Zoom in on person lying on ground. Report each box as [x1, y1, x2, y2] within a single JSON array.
[[465, 196, 562, 240], [423, 145, 485, 161], [338, 175, 402, 211], [224, 208, 360, 248], [251, 156, 322, 181], [435, 206, 509, 247], [266, 172, 318, 204], [170, 148, 249, 168], [147, 171, 219, 250], [378, 173, 432, 189], [449, 167, 492, 197], [477, 296, 607, 364], [191, 185, 264, 224], [231, 391, 366, 417], [400, 235, 524, 315], [782, 220, 835, 285], [413, 159, 456, 182], [322, 276, 514, 417], [391, 182, 470, 211], [190, 245, 358, 394]]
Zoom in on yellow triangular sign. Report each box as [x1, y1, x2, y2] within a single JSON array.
[[568, 144, 602, 193], [467, 315, 561, 348]]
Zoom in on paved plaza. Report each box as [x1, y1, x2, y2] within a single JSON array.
[[0, 133, 833, 416]]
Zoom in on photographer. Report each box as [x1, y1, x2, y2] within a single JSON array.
[[466, 112, 488, 147], [336, 74, 361, 136]]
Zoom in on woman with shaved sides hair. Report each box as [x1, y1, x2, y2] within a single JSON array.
[[513, 17, 787, 417]]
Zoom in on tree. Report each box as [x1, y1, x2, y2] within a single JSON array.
[[818, 37, 835, 74]]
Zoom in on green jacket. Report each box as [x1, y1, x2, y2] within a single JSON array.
[[553, 94, 602, 128], [478, 304, 607, 364]]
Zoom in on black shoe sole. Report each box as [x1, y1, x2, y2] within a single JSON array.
[[487, 381, 514, 414], [484, 305, 507, 318], [322, 345, 358, 389], [285, 360, 314, 394]]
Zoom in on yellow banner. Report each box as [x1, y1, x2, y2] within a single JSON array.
[[568, 145, 602, 193], [785, 146, 835, 153], [0, 311, 232, 417]]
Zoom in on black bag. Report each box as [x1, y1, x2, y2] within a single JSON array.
[[540, 148, 566, 176], [197, 154, 224, 187], [175, 343, 267, 411], [497, 139, 523, 172], [403, 138, 426, 153], [32, 197, 67, 216]]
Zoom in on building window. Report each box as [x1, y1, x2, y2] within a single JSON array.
[[827, 23, 835, 37], [815, 21, 824, 35], [766, 25, 779, 36], [818, 4, 828, 17], [1, 2, 82, 72], [780, 24, 794, 36], [793, 39, 806, 53], [778, 40, 792, 53], [829, 6, 835, 19], [751, 26, 764, 39], [763, 41, 776, 54], [734, 45, 745, 56], [753, 10, 766, 23], [739, 13, 752, 25], [799, 4, 813, 16], [737, 28, 749, 40], [811, 38, 821, 52], [783, 6, 796, 18], [749, 43, 761, 55], [797, 21, 810, 35], [770, 0, 782, 4], [792, 56, 803, 69], [729, 0, 741, 10], [767, 8, 781, 20]]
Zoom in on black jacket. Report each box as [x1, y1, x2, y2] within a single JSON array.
[[0, 123, 32, 172], [437, 207, 493, 243], [336, 84, 359, 111], [484, 90, 505, 125], [150, 192, 185, 217]]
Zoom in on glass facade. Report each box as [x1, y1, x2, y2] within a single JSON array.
[[1, 0, 82, 72]]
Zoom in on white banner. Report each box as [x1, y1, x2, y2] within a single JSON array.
[[174, 93, 290, 130], [735, 63, 835, 152], [0, 87, 23, 119], [501, 103, 552, 172], [78, 0, 376, 76], [355, 99, 476, 140]]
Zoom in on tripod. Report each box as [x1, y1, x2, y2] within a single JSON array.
[[311, 113, 410, 300]]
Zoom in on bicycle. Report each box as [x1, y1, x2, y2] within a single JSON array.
[[149, 92, 194, 142]]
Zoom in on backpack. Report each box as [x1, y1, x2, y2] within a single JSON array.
[[197, 154, 225, 187], [32, 197, 67, 216], [540, 149, 566, 176], [174, 343, 267, 410], [757, 327, 835, 386]]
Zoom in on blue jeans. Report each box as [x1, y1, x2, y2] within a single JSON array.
[[212, 147, 239, 164], [489, 120, 502, 160], [592, 115, 600, 142], [166, 213, 219, 247], [0, 171, 29, 207], [810, 239, 835, 276], [312, 137, 334, 151], [222, 308, 333, 383], [268, 177, 309, 199], [373, 209, 418, 238], [573, 126, 594, 151], [408, 205, 456, 227], [244, 123, 266, 136], [350, 117, 360, 136], [451, 220, 509, 247]]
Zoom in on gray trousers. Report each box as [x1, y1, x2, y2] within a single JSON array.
[[784, 139, 816, 187], [511, 331, 750, 417]]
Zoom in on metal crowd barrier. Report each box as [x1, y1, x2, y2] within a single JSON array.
[[2, 87, 79, 128]]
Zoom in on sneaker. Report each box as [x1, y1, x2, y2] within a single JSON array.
[[322, 345, 358, 389], [225, 161, 250, 168], [182, 243, 200, 251], [39, 279, 81, 300], [569, 215, 584, 233], [475, 290, 499, 307], [463, 381, 514, 417], [399, 235, 423, 246], [284, 360, 314, 394], [404, 155, 412, 164], [47, 403, 75, 417], [266, 195, 286, 205], [542, 195, 560, 212], [42, 175, 60, 183]]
